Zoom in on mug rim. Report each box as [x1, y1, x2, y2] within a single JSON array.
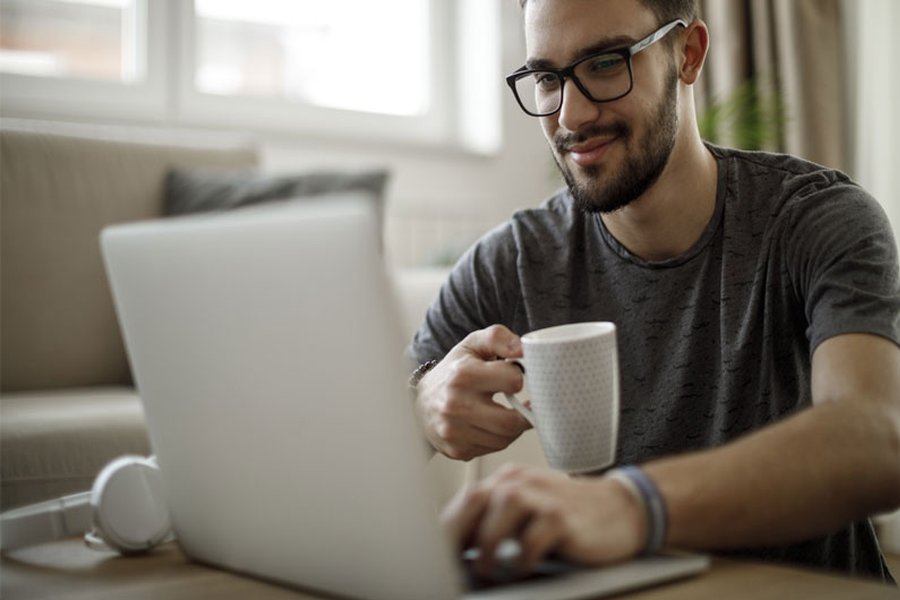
[[522, 321, 615, 344]]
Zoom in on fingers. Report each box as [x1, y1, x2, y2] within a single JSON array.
[[474, 483, 542, 576], [416, 326, 529, 461], [443, 466, 601, 578], [460, 325, 523, 361], [474, 407, 531, 439], [448, 358, 525, 395], [441, 485, 490, 549], [434, 395, 530, 458], [444, 468, 646, 578], [517, 508, 565, 573], [437, 416, 522, 456], [441, 470, 544, 577]]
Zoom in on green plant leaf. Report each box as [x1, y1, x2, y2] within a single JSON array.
[[699, 79, 787, 151]]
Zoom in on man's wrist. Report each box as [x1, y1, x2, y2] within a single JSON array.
[[605, 466, 668, 555], [602, 472, 648, 556], [408, 359, 439, 390]]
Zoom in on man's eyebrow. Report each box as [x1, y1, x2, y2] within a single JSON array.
[[525, 35, 637, 70]]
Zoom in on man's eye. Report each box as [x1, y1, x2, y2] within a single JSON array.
[[587, 55, 625, 73], [533, 73, 560, 90]]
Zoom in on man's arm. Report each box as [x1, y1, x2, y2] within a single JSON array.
[[443, 332, 900, 573], [647, 332, 900, 549]]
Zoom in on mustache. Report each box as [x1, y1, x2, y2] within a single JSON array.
[[554, 122, 631, 154]]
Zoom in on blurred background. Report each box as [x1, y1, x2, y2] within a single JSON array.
[[1, 0, 898, 266]]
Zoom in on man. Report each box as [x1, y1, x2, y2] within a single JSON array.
[[409, 0, 900, 584]]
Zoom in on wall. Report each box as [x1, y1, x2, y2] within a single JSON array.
[[844, 0, 900, 244]]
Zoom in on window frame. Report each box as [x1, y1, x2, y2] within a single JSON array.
[[0, 0, 167, 123], [0, 0, 501, 153]]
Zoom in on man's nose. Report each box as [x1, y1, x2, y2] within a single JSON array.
[[557, 79, 602, 133]]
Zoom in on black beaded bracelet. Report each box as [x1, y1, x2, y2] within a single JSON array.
[[408, 359, 438, 389]]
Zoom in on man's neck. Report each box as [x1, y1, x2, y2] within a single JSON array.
[[599, 133, 718, 262]]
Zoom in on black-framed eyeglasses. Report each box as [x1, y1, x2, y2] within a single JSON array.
[[506, 19, 687, 117]]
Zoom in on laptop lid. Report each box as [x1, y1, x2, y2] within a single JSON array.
[[101, 197, 709, 600], [101, 197, 464, 600]]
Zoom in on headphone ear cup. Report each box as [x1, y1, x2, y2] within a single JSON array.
[[87, 455, 171, 554]]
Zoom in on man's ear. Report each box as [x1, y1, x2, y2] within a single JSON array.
[[678, 20, 709, 85]]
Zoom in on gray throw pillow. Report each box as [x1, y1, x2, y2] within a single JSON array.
[[164, 168, 389, 219]]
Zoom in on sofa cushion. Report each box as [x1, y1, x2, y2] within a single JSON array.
[[165, 168, 389, 218], [0, 387, 150, 510], [0, 129, 259, 392]]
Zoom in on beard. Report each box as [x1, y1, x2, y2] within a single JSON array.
[[553, 67, 680, 214]]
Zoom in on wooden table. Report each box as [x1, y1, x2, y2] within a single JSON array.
[[2, 538, 897, 600]]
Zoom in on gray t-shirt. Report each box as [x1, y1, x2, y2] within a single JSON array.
[[410, 145, 900, 581]]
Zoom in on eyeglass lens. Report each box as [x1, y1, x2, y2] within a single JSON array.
[[513, 53, 631, 116]]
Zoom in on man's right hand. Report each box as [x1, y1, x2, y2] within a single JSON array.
[[415, 325, 532, 461]]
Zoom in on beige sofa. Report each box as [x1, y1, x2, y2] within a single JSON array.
[[0, 123, 496, 511]]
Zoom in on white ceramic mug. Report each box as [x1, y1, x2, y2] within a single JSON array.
[[504, 322, 619, 474]]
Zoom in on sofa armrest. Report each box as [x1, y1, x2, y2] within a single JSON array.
[[389, 267, 450, 344], [0, 387, 150, 510]]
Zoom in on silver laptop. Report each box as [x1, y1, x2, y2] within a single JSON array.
[[100, 196, 708, 600]]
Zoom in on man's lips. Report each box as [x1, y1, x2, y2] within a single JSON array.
[[565, 136, 618, 167]]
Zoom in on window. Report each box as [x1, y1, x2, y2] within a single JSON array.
[[193, 0, 429, 117], [0, 0, 501, 151], [0, 0, 164, 121], [0, 0, 141, 82]]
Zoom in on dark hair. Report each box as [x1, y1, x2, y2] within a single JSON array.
[[638, 0, 698, 25], [518, 0, 699, 26]]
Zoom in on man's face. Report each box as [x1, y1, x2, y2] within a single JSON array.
[[524, 0, 681, 214]]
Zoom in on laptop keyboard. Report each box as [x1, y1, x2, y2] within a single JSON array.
[[460, 540, 583, 590]]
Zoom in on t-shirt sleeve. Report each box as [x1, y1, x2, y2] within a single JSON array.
[[787, 180, 900, 353], [406, 221, 521, 365]]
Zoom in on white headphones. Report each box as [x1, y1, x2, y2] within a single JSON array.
[[0, 455, 173, 554]]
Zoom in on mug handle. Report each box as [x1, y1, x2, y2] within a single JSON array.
[[503, 359, 535, 427]]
